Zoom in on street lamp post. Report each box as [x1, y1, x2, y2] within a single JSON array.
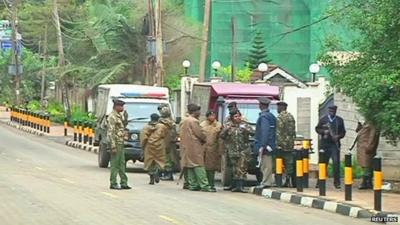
[[309, 63, 320, 82], [182, 60, 191, 76], [212, 61, 221, 77], [258, 63, 268, 81]]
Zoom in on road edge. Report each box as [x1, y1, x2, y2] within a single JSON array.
[[249, 187, 400, 221]]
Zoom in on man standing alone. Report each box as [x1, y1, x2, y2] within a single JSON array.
[[180, 104, 215, 192], [108, 100, 131, 190], [254, 97, 277, 188], [315, 105, 346, 189], [276, 102, 296, 187]]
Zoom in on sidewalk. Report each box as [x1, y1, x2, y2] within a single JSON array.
[[250, 177, 400, 219]]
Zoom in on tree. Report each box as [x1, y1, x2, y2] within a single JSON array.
[[322, 0, 400, 142], [247, 30, 270, 70]]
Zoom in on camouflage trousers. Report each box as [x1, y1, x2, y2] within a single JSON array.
[[147, 161, 161, 176], [164, 146, 178, 172], [227, 152, 250, 180]]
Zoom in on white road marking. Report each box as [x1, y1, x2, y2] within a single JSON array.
[[100, 191, 118, 199], [159, 215, 185, 225], [35, 167, 45, 171], [61, 178, 75, 184]]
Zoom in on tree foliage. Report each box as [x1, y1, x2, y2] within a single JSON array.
[[322, 0, 400, 142], [247, 30, 270, 70]]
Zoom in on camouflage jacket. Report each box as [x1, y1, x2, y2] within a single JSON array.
[[107, 110, 128, 148], [277, 111, 296, 151], [221, 121, 253, 157]]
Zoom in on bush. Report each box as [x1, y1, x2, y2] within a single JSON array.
[[327, 155, 364, 179]]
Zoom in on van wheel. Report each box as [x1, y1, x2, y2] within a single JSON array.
[[221, 154, 232, 187], [98, 142, 110, 168]]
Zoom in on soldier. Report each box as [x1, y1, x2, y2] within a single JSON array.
[[180, 104, 215, 192], [356, 121, 380, 189], [157, 103, 178, 181], [140, 113, 167, 185], [221, 110, 253, 192], [276, 102, 296, 187], [315, 105, 346, 189], [107, 99, 131, 190], [200, 110, 222, 192]]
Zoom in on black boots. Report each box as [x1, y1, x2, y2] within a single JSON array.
[[149, 175, 155, 185], [283, 175, 294, 187], [160, 171, 174, 181], [232, 180, 246, 193], [359, 176, 373, 190]]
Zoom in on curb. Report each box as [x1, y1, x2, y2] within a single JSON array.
[[65, 140, 99, 154], [249, 187, 400, 221], [3, 121, 45, 136]]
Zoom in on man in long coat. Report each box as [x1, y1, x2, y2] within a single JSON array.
[[140, 113, 167, 185], [180, 104, 215, 192], [356, 121, 380, 189], [200, 110, 222, 191]]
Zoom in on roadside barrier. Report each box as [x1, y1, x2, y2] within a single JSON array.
[[318, 149, 326, 196], [9, 107, 51, 135], [344, 153, 352, 201], [296, 150, 303, 192], [73, 120, 78, 141], [275, 149, 283, 187], [373, 157, 383, 211], [64, 117, 68, 136], [302, 139, 311, 188]]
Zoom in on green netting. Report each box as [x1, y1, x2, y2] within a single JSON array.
[[184, 0, 354, 81]]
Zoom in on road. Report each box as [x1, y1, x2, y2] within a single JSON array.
[[0, 124, 372, 225]]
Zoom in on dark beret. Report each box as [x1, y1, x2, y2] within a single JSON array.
[[328, 105, 338, 110], [227, 101, 237, 108], [277, 101, 288, 107], [187, 103, 201, 113], [258, 97, 271, 105], [113, 99, 125, 106]]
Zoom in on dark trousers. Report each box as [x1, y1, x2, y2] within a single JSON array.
[[322, 144, 340, 185]]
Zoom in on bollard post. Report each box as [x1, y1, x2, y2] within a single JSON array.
[[296, 150, 303, 192], [78, 121, 82, 143], [64, 117, 68, 136], [27, 111, 31, 128], [73, 120, 78, 142], [83, 122, 88, 145], [373, 157, 382, 211], [39, 114, 44, 132], [275, 149, 283, 187], [344, 153, 352, 201], [302, 147, 309, 188], [21, 110, 25, 126], [89, 123, 93, 146], [318, 149, 326, 196], [46, 115, 51, 133]]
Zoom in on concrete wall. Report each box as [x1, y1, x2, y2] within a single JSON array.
[[334, 92, 400, 181], [283, 77, 330, 164]]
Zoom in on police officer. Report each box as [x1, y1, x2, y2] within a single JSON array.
[[221, 110, 253, 192], [276, 102, 296, 187], [157, 103, 178, 181], [108, 99, 131, 190]]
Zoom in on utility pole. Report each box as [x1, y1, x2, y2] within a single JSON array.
[[231, 16, 237, 82], [199, 0, 211, 82], [146, 0, 155, 85], [154, 0, 164, 86], [10, 0, 20, 105], [40, 25, 48, 106], [53, 0, 71, 119]]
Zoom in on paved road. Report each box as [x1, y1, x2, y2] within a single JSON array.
[[0, 124, 372, 225]]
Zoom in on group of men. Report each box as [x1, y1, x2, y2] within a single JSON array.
[[106, 96, 379, 191]]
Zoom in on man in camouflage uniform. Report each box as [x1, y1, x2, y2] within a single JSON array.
[[221, 110, 254, 192], [108, 100, 131, 190], [276, 102, 296, 187], [158, 103, 178, 181]]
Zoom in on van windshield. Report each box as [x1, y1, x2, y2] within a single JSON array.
[[124, 103, 161, 122], [224, 103, 278, 124]]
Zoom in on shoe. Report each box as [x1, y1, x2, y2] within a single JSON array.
[[154, 172, 160, 183], [201, 188, 216, 192], [358, 176, 368, 190], [120, 185, 132, 189], [149, 175, 155, 185], [315, 182, 319, 188], [210, 187, 217, 192], [183, 184, 189, 190], [189, 187, 201, 191], [232, 180, 246, 193], [160, 172, 174, 181], [110, 184, 120, 190], [223, 186, 232, 191], [334, 184, 341, 189]]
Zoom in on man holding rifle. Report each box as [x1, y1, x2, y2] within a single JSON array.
[[315, 105, 346, 189]]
